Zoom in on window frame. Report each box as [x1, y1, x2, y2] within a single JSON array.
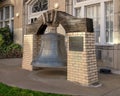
[[73, 0, 114, 45], [0, 5, 14, 32], [86, 4, 101, 43], [105, 1, 113, 43], [27, 0, 48, 24], [75, 7, 81, 18]]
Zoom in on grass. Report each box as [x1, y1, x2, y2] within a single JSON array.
[[0, 83, 70, 96]]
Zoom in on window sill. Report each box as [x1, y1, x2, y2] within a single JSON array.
[[95, 43, 114, 46]]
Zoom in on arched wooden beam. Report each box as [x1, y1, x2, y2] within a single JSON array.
[[26, 10, 94, 35]]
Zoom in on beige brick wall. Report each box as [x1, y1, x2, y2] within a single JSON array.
[[22, 34, 41, 71], [0, 0, 24, 45], [0, 0, 23, 29], [0, 0, 15, 7], [14, 0, 23, 29], [14, 0, 24, 45], [48, 0, 66, 11], [67, 32, 98, 86]]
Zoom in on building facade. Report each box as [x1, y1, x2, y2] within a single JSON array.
[[0, 0, 24, 45], [0, 0, 67, 43], [73, 0, 113, 44], [24, 0, 120, 73], [71, 0, 120, 73], [24, 0, 66, 35], [1, 0, 120, 73]]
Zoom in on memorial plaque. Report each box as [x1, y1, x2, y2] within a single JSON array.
[[69, 36, 83, 51]]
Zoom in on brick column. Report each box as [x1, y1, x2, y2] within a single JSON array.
[[67, 32, 99, 86], [22, 34, 40, 71]]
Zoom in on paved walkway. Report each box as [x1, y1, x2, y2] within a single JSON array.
[[0, 58, 120, 96]]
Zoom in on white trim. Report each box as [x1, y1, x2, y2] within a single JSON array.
[[95, 43, 114, 46], [73, 0, 75, 16], [26, 0, 35, 5], [9, 6, 12, 30], [74, 0, 112, 7], [100, 2, 106, 44], [81, 6, 85, 18], [113, 0, 115, 43], [3, 7, 5, 27]]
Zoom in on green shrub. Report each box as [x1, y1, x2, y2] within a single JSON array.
[[6, 43, 22, 58], [0, 27, 13, 46], [0, 34, 4, 46], [0, 27, 22, 58], [6, 43, 22, 52], [0, 43, 22, 58]]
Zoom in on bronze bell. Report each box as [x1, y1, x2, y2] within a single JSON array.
[[32, 27, 67, 68]]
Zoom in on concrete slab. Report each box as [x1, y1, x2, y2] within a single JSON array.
[[0, 58, 120, 96]]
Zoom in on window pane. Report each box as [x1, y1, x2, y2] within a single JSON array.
[[42, 0, 48, 10], [0, 5, 14, 31], [32, 0, 48, 13], [31, 18, 37, 23], [11, 20, 14, 31], [0, 22, 3, 28], [106, 30, 109, 42], [0, 9, 3, 20], [86, 4, 100, 43], [5, 6, 10, 19], [75, 8, 81, 18], [76, 0, 86, 2], [106, 17, 110, 28], [86, 7, 91, 17], [5, 21, 9, 27], [105, 1, 113, 43], [11, 6, 14, 17]]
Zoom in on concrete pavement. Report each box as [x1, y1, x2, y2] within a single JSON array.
[[0, 58, 120, 96]]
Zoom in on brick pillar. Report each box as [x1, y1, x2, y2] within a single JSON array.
[[67, 32, 99, 86], [22, 34, 40, 71]]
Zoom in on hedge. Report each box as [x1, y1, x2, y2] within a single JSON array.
[[0, 27, 22, 58]]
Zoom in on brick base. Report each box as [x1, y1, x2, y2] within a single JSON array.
[[67, 32, 98, 86], [22, 32, 99, 86], [22, 34, 40, 71]]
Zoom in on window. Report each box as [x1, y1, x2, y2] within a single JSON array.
[[105, 1, 113, 43], [32, 0, 48, 13], [65, 0, 70, 13], [11, 6, 14, 18], [5, 6, 10, 19], [0, 22, 2, 28], [31, 18, 37, 23], [28, 0, 48, 24], [86, 4, 100, 43], [11, 20, 14, 31], [76, 0, 86, 2], [0, 9, 3, 20], [74, 0, 114, 44], [5, 21, 9, 27], [0, 5, 14, 31], [75, 7, 81, 18]]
